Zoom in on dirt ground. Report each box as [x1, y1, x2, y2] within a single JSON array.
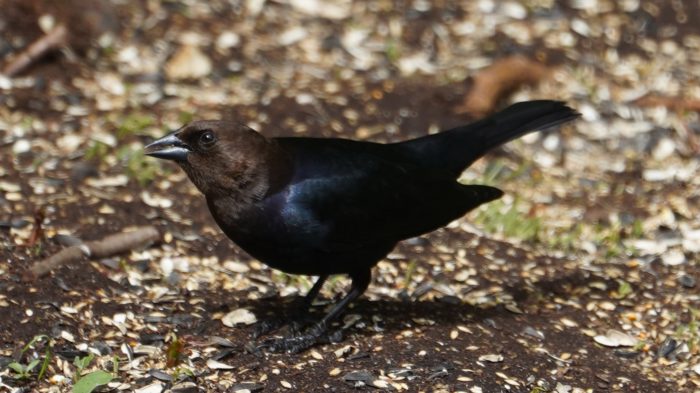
[[1, 1, 699, 392]]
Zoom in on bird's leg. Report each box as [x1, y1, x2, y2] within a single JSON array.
[[284, 273, 330, 335], [252, 274, 328, 338], [263, 269, 371, 353]]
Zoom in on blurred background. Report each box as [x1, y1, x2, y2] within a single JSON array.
[[1, 0, 699, 391]]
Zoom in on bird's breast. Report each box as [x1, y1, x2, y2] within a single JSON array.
[[207, 193, 318, 250]]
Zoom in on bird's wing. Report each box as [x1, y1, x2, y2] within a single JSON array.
[[283, 145, 502, 251]]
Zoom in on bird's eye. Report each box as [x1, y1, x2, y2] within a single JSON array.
[[199, 130, 216, 147]]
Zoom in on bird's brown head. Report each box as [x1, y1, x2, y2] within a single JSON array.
[[145, 120, 286, 199]]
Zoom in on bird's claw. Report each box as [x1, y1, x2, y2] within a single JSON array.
[[252, 318, 284, 338], [260, 324, 343, 353], [252, 316, 310, 338]]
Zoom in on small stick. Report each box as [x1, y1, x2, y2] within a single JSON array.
[[634, 95, 700, 113], [27, 208, 45, 248], [24, 226, 161, 281], [634, 95, 700, 155], [2, 24, 68, 77]]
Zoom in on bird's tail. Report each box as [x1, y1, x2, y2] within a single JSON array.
[[394, 100, 580, 176]]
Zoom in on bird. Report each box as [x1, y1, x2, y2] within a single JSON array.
[[144, 100, 579, 352]]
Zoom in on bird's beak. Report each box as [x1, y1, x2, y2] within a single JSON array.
[[144, 132, 191, 162]]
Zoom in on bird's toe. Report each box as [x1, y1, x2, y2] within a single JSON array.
[[259, 324, 343, 353], [252, 314, 316, 338], [252, 317, 285, 338]]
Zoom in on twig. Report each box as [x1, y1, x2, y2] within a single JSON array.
[[23, 226, 161, 281], [677, 120, 700, 156], [27, 208, 45, 248], [455, 55, 549, 117], [2, 24, 68, 77], [634, 95, 700, 155], [634, 95, 700, 113]]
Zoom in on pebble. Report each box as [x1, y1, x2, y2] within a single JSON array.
[[657, 337, 677, 359], [343, 370, 373, 382], [50, 375, 67, 384], [346, 351, 369, 361], [543, 134, 560, 151], [59, 330, 75, 342], [629, 239, 667, 255], [522, 326, 545, 340], [38, 14, 55, 32], [210, 347, 236, 361], [86, 175, 129, 188], [216, 31, 240, 50], [208, 336, 236, 348], [0, 75, 12, 89], [571, 18, 590, 37], [70, 161, 99, 182], [223, 260, 250, 273], [141, 191, 174, 208], [221, 308, 257, 326], [0, 218, 29, 229], [92, 341, 112, 355], [289, 0, 351, 19], [98, 73, 126, 95], [171, 383, 201, 393], [232, 383, 263, 392], [678, 274, 696, 288], [613, 349, 640, 358], [593, 329, 638, 347], [206, 359, 234, 370], [652, 137, 676, 161], [148, 369, 173, 382], [159, 257, 190, 276], [370, 379, 389, 388], [166, 45, 212, 80], [682, 228, 700, 253], [454, 269, 472, 282], [662, 249, 686, 266], [0, 357, 13, 370], [643, 168, 677, 182], [398, 53, 435, 75], [329, 368, 341, 376], [135, 383, 164, 393], [501, 1, 527, 19], [117, 45, 139, 63], [12, 139, 31, 154], [478, 354, 504, 363], [279, 27, 307, 46], [133, 345, 159, 356]]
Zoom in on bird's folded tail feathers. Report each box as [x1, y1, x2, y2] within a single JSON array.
[[477, 100, 580, 150], [395, 100, 580, 177]]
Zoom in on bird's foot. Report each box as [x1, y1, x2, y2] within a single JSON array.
[[260, 323, 343, 353], [251, 317, 286, 338], [252, 315, 312, 338]]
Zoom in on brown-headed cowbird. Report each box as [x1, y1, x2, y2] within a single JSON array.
[[145, 100, 579, 352]]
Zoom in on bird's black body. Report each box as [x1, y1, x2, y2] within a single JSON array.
[[145, 100, 579, 352], [208, 137, 502, 275]]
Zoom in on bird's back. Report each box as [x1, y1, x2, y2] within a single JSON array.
[[270, 137, 502, 245]]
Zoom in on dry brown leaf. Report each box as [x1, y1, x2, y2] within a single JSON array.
[[456, 55, 549, 117]]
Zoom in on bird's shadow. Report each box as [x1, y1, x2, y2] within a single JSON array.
[[223, 268, 598, 336]]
